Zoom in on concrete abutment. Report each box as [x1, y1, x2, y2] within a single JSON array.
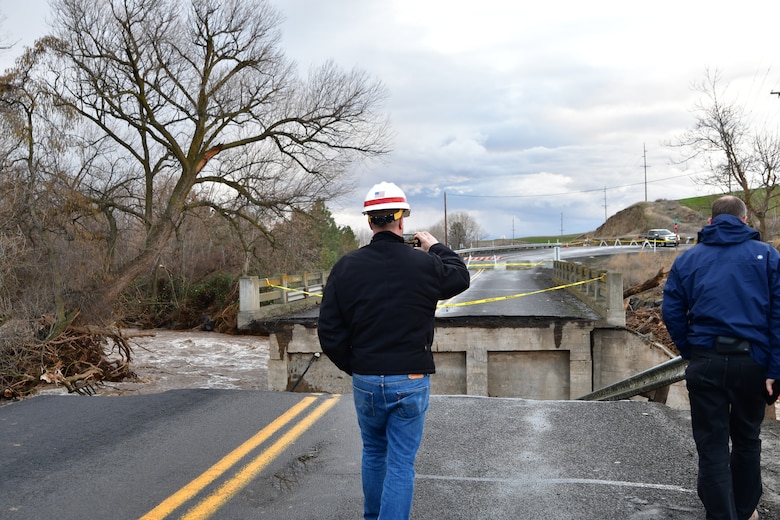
[[261, 316, 684, 404]]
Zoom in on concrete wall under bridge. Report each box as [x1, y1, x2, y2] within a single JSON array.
[[256, 314, 686, 406]]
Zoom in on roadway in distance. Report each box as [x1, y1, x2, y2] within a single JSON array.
[[439, 243, 689, 319]]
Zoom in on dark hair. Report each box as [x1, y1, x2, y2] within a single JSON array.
[[368, 209, 403, 227], [712, 196, 747, 219]]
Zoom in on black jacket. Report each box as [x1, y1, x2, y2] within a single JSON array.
[[317, 231, 470, 375]]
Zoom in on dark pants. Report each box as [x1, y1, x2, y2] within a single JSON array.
[[686, 348, 766, 520]]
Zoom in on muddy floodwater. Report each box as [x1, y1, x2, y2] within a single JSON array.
[[38, 329, 270, 397]]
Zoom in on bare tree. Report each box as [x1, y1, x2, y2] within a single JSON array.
[[38, 0, 390, 321], [0, 39, 80, 324], [673, 69, 780, 238], [428, 211, 484, 249], [752, 132, 780, 235]]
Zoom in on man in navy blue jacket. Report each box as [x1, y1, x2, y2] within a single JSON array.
[[663, 195, 780, 520], [318, 181, 470, 520]]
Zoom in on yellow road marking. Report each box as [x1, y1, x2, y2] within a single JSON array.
[[181, 396, 341, 520], [140, 395, 320, 520]]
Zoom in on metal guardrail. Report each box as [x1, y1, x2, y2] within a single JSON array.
[[455, 236, 696, 256], [455, 242, 562, 255], [577, 356, 688, 401]]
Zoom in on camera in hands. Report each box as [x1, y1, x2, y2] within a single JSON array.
[[403, 234, 421, 247]]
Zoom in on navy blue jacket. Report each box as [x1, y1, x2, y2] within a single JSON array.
[[662, 214, 780, 378], [317, 231, 470, 376]]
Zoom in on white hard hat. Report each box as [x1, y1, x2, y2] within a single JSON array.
[[362, 181, 411, 216]]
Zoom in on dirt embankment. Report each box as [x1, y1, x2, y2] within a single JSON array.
[[592, 200, 706, 240]]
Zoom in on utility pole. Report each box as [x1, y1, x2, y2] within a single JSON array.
[[643, 143, 648, 202], [604, 187, 607, 222], [443, 191, 448, 247]]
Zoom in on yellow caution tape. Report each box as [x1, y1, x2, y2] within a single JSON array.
[[264, 279, 324, 299], [436, 274, 606, 308]]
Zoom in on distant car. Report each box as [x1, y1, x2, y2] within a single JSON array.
[[642, 228, 679, 247]]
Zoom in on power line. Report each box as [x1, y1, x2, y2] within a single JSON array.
[[446, 170, 704, 199]]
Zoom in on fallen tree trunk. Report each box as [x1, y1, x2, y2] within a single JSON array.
[[623, 268, 667, 299]]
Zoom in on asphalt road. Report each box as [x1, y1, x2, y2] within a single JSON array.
[[0, 388, 714, 519]]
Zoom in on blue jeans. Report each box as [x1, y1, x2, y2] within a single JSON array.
[[352, 373, 430, 520], [686, 349, 766, 520]]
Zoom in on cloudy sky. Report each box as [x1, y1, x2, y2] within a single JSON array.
[[3, 0, 780, 240]]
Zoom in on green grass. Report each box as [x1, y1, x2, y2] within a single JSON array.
[[520, 234, 582, 244], [677, 194, 720, 214]]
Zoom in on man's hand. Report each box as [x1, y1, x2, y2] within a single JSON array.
[[767, 378, 776, 396], [414, 231, 439, 252]]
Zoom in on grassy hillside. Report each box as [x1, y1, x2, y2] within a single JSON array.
[[677, 194, 721, 214]]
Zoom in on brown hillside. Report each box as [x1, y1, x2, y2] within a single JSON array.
[[593, 200, 706, 239]]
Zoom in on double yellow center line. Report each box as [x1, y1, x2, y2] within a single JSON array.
[[140, 394, 340, 520]]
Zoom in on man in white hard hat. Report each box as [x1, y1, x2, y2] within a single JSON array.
[[318, 181, 470, 520]]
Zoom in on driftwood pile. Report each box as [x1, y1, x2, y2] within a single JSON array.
[[625, 306, 677, 353], [623, 268, 678, 354], [1, 326, 135, 400]]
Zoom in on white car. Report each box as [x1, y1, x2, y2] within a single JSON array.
[[644, 228, 679, 247]]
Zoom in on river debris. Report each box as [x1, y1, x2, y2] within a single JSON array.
[[1, 323, 135, 401], [625, 306, 677, 353], [622, 270, 677, 355], [623, 268, 667, 300]]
